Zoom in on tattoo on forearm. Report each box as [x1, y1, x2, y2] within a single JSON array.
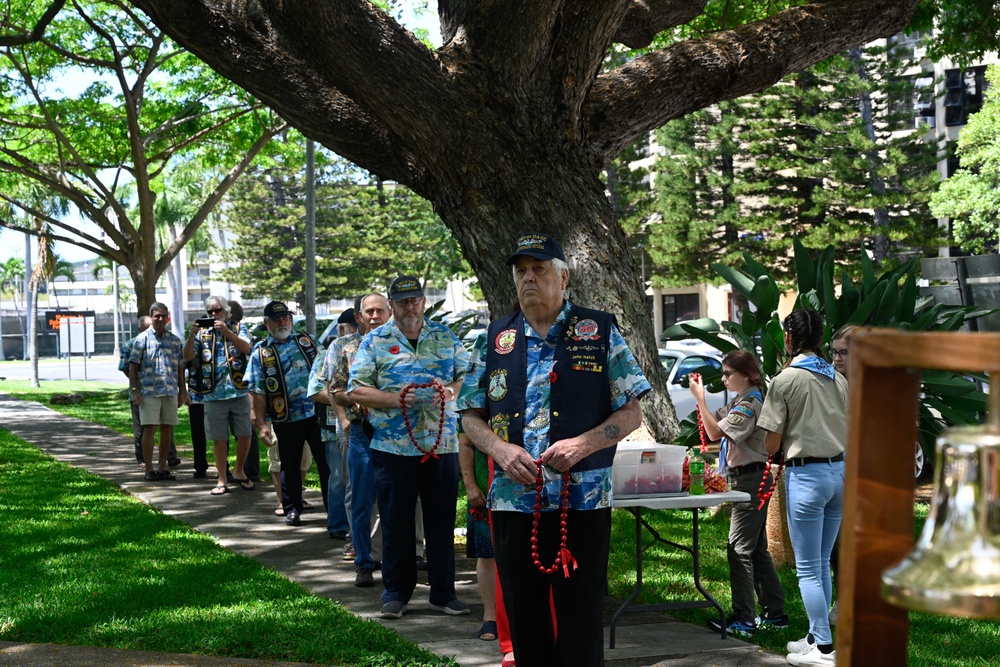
[[604, 424, 621, 440]]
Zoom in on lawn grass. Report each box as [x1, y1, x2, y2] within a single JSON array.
[[0, 427, 451, 666], [4, 382, 998, 665]]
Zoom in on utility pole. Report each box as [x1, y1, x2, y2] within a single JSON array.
[[305, 138, 317, 336]]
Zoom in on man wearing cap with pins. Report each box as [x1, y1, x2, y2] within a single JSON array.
[[348, 277, 470, 619], [184, 295, 255, 495], [248, 300, 330, 526], [459, 233, 651, 667]]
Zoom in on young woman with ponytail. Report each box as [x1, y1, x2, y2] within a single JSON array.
[[757, 310, 849, 666]]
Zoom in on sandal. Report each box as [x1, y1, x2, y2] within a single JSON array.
[[274, 507, 285, 516], [234, 477, 255, 491], [210, 484, 228, 496], [302, 499, 314, 510], [477, 620, 497, 641]]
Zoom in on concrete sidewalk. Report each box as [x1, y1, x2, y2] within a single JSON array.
[[0, 393, 788, 667]]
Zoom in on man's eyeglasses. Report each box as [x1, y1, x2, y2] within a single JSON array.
[[206, 308, 223, 314], [831, 348, 849, 358]]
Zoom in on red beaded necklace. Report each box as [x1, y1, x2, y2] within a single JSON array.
[[530, 459, 577, 578], [399, 379, 447, 463], [757, 452, 784, 510], [691, 372, 710, 454]]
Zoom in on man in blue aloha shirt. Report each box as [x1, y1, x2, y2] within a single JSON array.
[[184, 295, 255, 496], [459, 233, 651, 667], [128, 302, 187, 482], [248, 300, 329, 527], [120, 315, 179, 469], [307, 338, 350, 540], [348, 276, 470, 620]]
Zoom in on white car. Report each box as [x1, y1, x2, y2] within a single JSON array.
[[658, 343, 730, 421]]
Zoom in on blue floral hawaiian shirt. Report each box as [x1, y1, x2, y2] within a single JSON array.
[[128, 328, 184, 398], [349, 317, 469, 456], [457, 300, 651, 512], [307, 351, 338, 440], [247, 333, 324, 423], [192, 323, 252, 401]]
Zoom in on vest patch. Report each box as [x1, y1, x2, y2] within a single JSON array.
[[265, 377, 279, 393], [494, 328, 516, 355], [488, 368, 509, 402], [571, 318, 601, 341]]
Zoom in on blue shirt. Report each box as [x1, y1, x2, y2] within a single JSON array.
[[192, 323, 252, 401], [349, 317, 469, 456], [307, 351, 338, 440], [247, 334, 324, 422], [458, 301, 651, 512], [128, 328, 184, 398]]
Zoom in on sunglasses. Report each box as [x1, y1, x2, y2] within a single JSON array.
[[206, 308, 224, 314]]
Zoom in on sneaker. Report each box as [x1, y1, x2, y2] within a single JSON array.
[[355, 569, 374, 588], [157, 470, 176, 481], [756, 613, 790, 628], [787, 644, 835, 666], [828, 602, 838, 626], [428, 598, 471, 616], [143, 470, 158, 481], [342, 546, 357, 561], [329, 530, 348, 540], [380, 601, 408, 619], [707, 617, 756, 637], [415, 555, 428, 571], [787, 635, 815, 655], [168, 457, 182, 467]]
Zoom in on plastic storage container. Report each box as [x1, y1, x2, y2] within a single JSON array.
[[612, 442, 687, 497]]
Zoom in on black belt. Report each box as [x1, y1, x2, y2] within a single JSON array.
[[786, 452, 845, 467], [730, 462, 767, 477]]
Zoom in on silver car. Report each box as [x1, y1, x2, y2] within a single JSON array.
[[658, 343, 730, 421]]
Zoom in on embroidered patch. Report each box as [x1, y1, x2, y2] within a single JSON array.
[[488, 369, 509, 402], [272, 396, 285, 413], [571, 318, 600, 341], [297, 335, 313, 348], [495, 328, 517, 355], [490, 413, 511, 442], [728, 414, 745, 425], [730, 405, 755, 419], [265, 377, 280, 393]]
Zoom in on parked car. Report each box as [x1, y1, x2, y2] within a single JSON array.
[[658, 342, 730, 421]]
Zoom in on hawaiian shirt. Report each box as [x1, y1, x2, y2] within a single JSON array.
[[128, 327, 184, 398], [349, 317, 469, 456], [119, 336, 138, 403], [457, 300, 651, 513], [307, 352, 338, 440], [331, 334, 366, 423], [325, 331, 359, 373], [247, 333, 324, 423], [192, 322, 252, 401]]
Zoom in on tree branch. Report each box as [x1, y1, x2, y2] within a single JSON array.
[[0, 0, 66, 47], [583, 0, 922, 163], [614, 0, 710, 48]]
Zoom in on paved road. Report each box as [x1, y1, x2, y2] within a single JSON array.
[[0, 355, 125, 383]]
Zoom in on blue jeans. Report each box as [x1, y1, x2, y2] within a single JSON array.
[[325, 437, 350, 535], [371, 448, 458, 606], [348, 424, 377, 571], [785, 460, 844, 645]]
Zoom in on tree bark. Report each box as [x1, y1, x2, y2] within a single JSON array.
[[128, 0, 922, 438]]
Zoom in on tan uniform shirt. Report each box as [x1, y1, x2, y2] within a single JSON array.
[[714, 390, 768, 467], [757, 354, 849, 460]]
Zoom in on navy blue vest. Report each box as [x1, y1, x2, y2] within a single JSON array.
[[483, 304, 616, 472]]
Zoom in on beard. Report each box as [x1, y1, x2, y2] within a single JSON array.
[[400, 313, 421, 331], [273, 326, 292, 339]]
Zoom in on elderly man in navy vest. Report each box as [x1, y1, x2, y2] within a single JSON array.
[[459, 234, 651, 667]]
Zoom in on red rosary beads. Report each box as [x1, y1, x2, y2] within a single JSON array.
[[530, 459, 577, 578], [399, 379, 447, 463], [757, 452, 784, 510], [690, 372, 709, 454]]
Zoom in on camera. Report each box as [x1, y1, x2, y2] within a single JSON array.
[[195, 317, 215, 328]]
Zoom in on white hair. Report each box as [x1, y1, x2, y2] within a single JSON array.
[[205, 295, 229, 313], [511, 257, 570, 281]]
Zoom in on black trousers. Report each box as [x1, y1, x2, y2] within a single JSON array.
[[493, 508, 611, 667], [274, 417, 328, 515]]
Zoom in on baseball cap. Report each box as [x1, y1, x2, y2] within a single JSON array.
[[337, 308, 356, 325], [263, 300, 293, 320], [505, 233, 566, 265], [389, 275, 424, 300]]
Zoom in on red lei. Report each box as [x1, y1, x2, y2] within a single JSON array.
[[531, 459, 577, 578], [399, 379, 447, 463]]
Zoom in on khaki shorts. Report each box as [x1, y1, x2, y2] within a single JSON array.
[[138, 395, 179, 426], [266, 435, 313, 474], [204, 396, 253, 441]]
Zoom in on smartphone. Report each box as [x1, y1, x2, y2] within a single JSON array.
[[195, 317, 215, 328]]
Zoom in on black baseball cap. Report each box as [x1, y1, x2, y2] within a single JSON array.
[[337, 308, 356, 325], [389, 275, 424, 300], [263, 300, 293, 320], [505, 233, 566, 265]]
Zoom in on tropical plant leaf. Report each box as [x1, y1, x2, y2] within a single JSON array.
[[793, 237, 816, 296], [712, 263, 755, 300], [742, 252, 770, 280], [860, 249, 877, 292], [750, 275, 780, 317], [848, 281, 888, 325]]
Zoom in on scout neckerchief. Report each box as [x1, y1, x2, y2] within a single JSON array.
[[258, 334, 317, 422], [756, 354, 833, 509], [199, 323, 249, 392]]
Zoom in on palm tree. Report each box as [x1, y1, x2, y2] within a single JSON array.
[[48, 258, 76, 309], [0, 256, 25, 360]]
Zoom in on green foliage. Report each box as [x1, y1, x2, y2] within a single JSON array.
[[219, 133, 470, 302], [662, 239, 991, 447], [639, 45, 945, 288], [930, 64, 1000, 255], [909, 0, 1000, 67]]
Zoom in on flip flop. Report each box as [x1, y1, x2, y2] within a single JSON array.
[[302, 500, 314, 510], [477, 620, 497, 641], [274, 507, 285, 516], [210, 484, 228, 496], [234, 477, 255, 491]]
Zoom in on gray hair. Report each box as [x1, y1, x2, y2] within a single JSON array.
[[205, 295, 229, 314], [511, 257, 570, 280], [149, 302, 169, 316]]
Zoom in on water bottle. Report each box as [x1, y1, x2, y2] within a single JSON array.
[[689, 451, 705, 495]]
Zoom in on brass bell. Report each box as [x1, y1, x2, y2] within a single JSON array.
[[881, 424, 1000, 618]]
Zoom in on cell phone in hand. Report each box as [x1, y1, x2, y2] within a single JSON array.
[[195, 317, 215, 328]]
